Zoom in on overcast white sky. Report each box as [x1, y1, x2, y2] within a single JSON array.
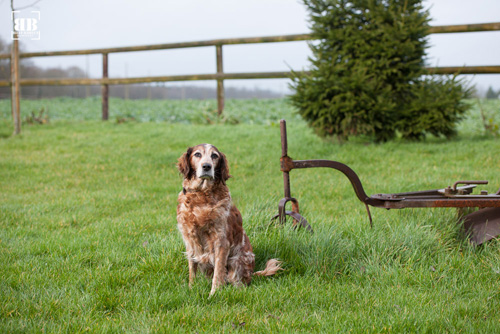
[[1, 0, 499, 94]]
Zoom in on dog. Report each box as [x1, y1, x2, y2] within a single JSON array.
[[176, 144, 282, 296]]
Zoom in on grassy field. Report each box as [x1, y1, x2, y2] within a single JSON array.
[[1, 98, 500, 332]]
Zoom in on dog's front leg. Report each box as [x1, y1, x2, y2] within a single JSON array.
[[209, 239, 229, 296], [188, 260, 198, 288]]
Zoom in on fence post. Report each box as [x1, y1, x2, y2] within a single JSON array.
[[102, 53, 109, 120], [216, 44, 224, 116], [10, 30, 21, 134]]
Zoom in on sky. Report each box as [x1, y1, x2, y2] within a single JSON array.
[[1, 0, 499, 95]]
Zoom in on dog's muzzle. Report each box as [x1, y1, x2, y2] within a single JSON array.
[[200, 163, 213, 179]]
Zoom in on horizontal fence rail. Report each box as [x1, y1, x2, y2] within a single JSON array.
[[1, 21, 500, 124], [1, 22, 500, 60], [2, 66, 500, 88]]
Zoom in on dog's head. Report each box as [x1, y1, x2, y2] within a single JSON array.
[[177, 144, 230, 184]]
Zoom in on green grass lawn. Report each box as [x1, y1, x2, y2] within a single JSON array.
[[1, 98, 500, 332]]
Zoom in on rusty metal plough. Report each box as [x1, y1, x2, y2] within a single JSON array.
[[273, 119, 500, 245]]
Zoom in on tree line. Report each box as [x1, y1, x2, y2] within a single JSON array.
[[486, 86, 500, 99]]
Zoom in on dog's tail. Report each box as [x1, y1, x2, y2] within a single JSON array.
[[253, 259, 284, 276]]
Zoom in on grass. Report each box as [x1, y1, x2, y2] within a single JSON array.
[[1, 97, 500, 332], [0, 97, 302, 125]]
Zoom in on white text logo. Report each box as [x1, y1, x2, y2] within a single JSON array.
[[12, 11, 41, 40]]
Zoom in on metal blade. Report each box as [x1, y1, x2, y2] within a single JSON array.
[[463, 207, 500, 245]]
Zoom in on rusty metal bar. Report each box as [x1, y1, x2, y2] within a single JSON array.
[[101, 53, 109, 121], [272, 120, 312, 230], [280, 120, 291, 199], [216, 45, 224, 115], [286, 158, 500, 210], [291, 159, 374, 205], [380, 198, 500, 209]]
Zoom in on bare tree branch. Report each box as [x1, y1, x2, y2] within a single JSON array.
[[11, 0, 15, 31], [12, 0, 42, 11]]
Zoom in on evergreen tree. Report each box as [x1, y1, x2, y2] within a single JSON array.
[[290, 0, 471, 141], [486, 86, 499, 99]]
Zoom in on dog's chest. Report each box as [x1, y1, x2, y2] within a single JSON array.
[[177, 193, 230, 230], [177, 194, 231, 264]]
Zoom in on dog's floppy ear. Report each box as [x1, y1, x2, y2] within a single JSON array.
[[216, 151, 231, 184], [177, 147, 194, 179]]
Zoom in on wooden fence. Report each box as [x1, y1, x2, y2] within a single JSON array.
[[1, 22, 500, 134]]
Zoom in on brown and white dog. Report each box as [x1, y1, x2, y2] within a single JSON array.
[[176, 144, 282, 296]]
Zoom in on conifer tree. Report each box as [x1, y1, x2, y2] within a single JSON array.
[[290, 0, 471, 141]]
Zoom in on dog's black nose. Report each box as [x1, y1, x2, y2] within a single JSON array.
[[202, 163, 212, 171]]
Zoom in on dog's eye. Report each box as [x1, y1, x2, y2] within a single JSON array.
[[194, 152, 202, 158], [211, 153, 218, 159]]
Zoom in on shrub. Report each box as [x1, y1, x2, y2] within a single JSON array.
[[290, 0, 471, 142]]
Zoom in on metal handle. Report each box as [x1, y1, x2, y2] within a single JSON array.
[[280, 119, 288, 158], [452, 180, 488, 191]]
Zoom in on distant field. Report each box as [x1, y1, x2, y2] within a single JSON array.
[[0, 97, 302, 126], [1, 97, 498, 134], [1, 98, 500, 332]]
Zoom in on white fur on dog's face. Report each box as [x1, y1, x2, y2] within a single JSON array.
[[191, 144, 220, 180]]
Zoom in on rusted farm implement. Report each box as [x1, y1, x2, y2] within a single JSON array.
[[273, 119, 500, 245]]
